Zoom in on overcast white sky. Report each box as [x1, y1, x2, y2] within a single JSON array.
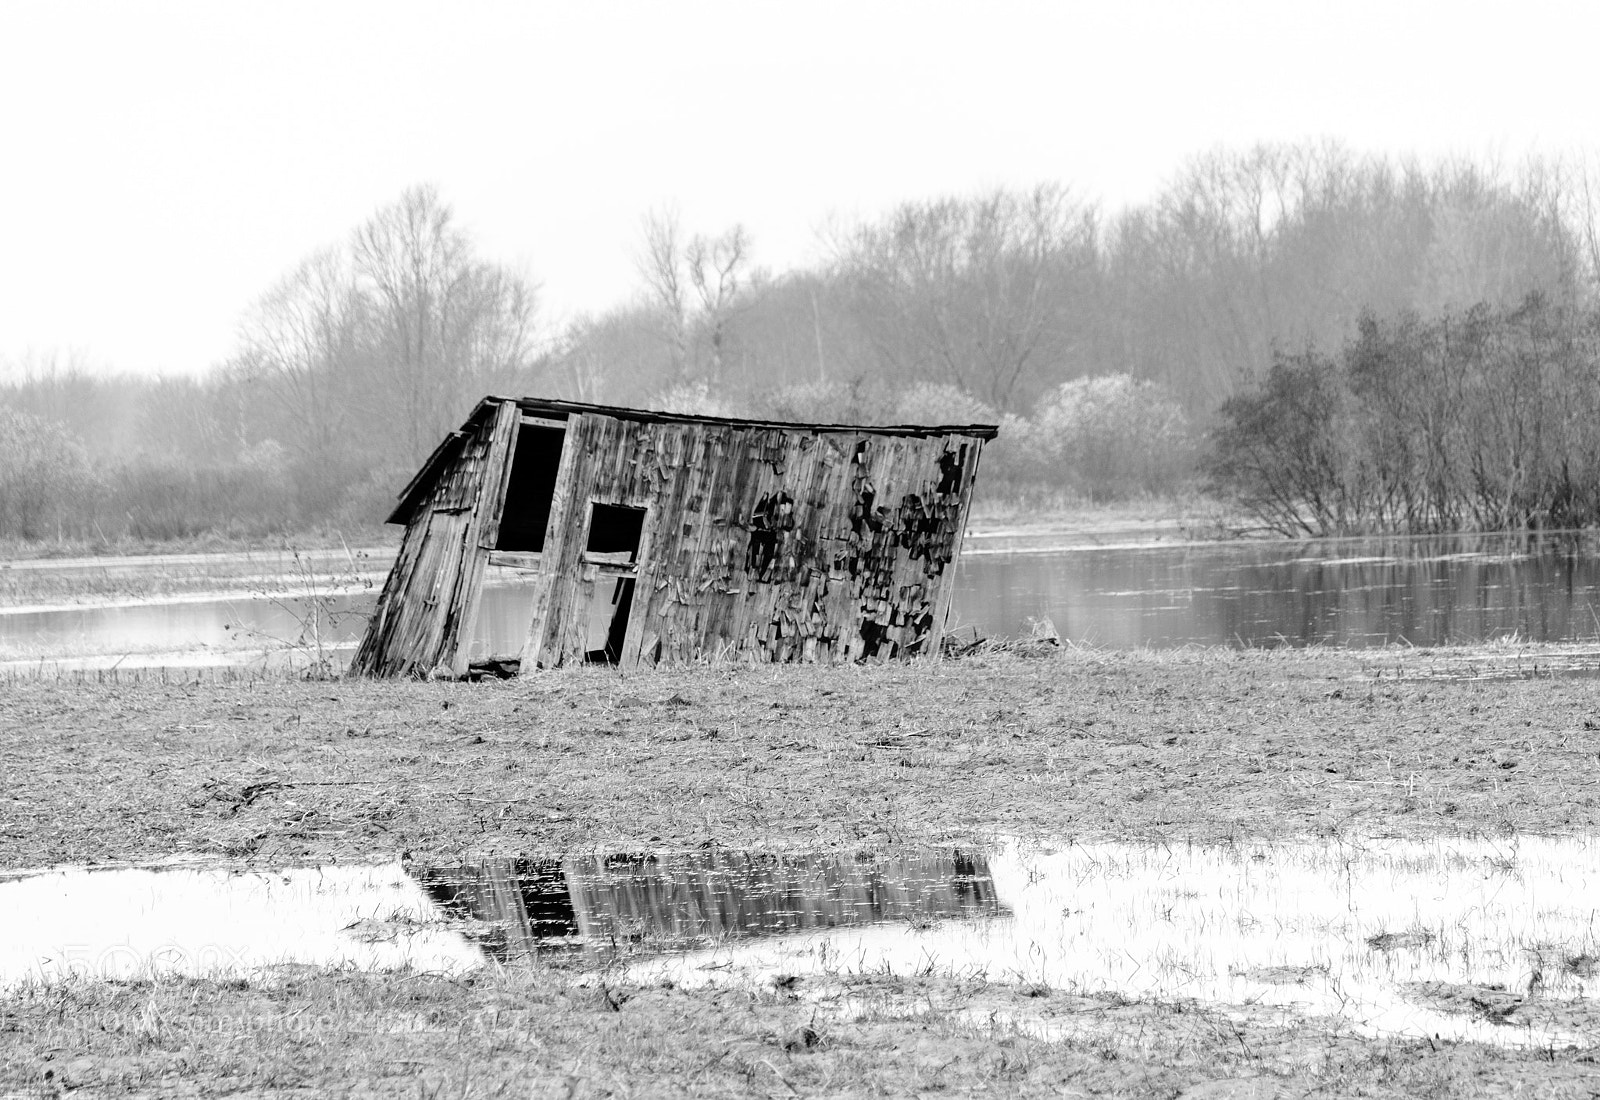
[[2, 0, 1598, 377]]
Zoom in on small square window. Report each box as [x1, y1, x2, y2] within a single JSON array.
[[586, 504, 645, 563]]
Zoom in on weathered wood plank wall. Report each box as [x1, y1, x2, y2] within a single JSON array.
[[354, 396, 990, 676], [524, 413, 986, 668], [350, 401, 518, 677]]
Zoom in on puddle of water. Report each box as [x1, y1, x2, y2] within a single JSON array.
[[8, 838, 1600, 1048], [0, 850, 995, 987], [0, 860, 481, 984], [617, 837, 1600, 1047]]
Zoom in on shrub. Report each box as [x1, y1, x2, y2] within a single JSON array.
[[1205, 351, 1364, 536], [0, 408, 99, 539], [892, 383, 997, 426], [102, 452, 299, 541], [757, 381, 854, 424], [1031, 374, 1196, 499], [1207, 298, 1600, 536], [647, 380, 739, 418]]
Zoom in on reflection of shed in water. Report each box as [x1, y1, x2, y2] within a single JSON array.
[[351, 396, 995, 677], [419, 850, 1005, 960]]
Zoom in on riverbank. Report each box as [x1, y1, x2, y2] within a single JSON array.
[[965, 494, 1231, 548], [0, 499, 1226, 612], [0, 527, 399, 564], [6, 645, 1599, 1096], [0, 544, 390, 612]]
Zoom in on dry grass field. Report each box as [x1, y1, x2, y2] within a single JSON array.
[[6, 644, 1600, 1096]]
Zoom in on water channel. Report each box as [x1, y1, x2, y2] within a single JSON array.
[[7, 532, 1600, 670]]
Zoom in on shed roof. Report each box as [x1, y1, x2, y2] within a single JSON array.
[[388, 395, 999, 524]]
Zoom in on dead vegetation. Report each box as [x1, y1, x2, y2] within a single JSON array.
[[4, 966, 1597, 1098], [5, 645, 1600, 871], [9, 645, 1600, 1095]]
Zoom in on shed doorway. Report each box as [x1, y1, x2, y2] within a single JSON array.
[[582, 503, 645, 664], [583, 577, 637, 664]]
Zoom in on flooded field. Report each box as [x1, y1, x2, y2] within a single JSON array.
[[10, 837, 1600, 1048], [9, 532, 1600, 671], [0, 590, 372, 672], [959, 530, 1600, 649]]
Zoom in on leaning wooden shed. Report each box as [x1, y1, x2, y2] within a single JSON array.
[[350, 396, 997, 677]]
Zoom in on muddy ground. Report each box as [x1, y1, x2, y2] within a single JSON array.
[[4, 646, 1598, 870], [10, 967, 1600, 1099], [6, 645, 1600, 1097]]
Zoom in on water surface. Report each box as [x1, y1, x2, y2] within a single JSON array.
[[9, 532, 1600, 668], [958, 531, 1600, 648]]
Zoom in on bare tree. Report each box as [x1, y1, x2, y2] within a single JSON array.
[[836, 184, 1095, 414], [638, 208, 690, 384], [686, 225, 750, 383], [636, 209, 753, 387], [352, 184, 539, 463], [236, 247, 364, 467]]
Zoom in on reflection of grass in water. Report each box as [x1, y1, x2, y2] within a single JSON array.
[[621, 836, 1600, 1048], [1033, 837, 1600, 1044]]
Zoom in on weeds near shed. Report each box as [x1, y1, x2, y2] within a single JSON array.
[[226, 541, 374, 679]]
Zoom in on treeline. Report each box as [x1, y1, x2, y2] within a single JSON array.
[[557, 143, 1587, 419], [4, 143, 1600, 543], [0, 185, 543, 542], [1209, 295, 1600, 536]]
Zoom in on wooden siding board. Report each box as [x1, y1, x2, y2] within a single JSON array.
[[623, 420, 700, 666], [352, 408, 501, 676], [520, 413, 587, 669], [349, 507, 428, 675], [476, 401, 525, 552], [928, 434, 985, 657], [444, 400, 520, 676], [546, 416, 604, 664]]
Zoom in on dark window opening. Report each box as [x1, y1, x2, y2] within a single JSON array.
[[584, 577, 636, 665], [859, 618, 892, 659], [937, 445, 967, 495], [586, 503, 645, 563], [746, 491, 794, 576], [496, 426, 566, 552]]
